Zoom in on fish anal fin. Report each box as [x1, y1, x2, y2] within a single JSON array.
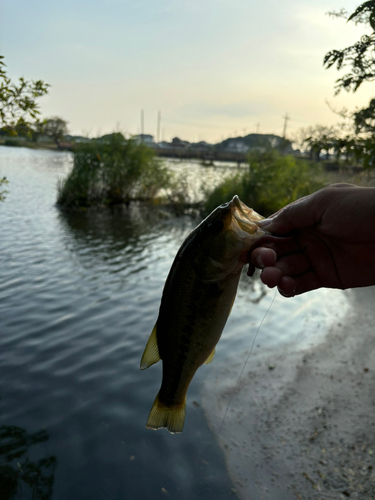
[[146, 393, 186, 434], [140, 323, 161, 370], [204, 347, 215, 364]]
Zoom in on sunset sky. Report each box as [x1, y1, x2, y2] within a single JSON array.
[[1, 0, 373, 142]]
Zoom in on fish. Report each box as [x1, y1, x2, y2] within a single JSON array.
[[140, 195, 267, 433]]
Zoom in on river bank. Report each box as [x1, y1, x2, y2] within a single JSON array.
[[0, 138, 64, 150], [202, 286, 375, 499]]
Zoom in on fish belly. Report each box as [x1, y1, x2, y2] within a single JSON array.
[[147, 260, 242, 432]]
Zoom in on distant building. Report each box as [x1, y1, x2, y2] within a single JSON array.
[[135, 134, 154, 146], [190, 141, 212, 151], [157, 141, 171, 149], [171, 137, 190, 149]]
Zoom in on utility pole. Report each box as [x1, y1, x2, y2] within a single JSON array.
[[256, 122, 260, 134], [282, 113, 290, 139], [156, 110, 161, 144], [141, 109, 144, 139]]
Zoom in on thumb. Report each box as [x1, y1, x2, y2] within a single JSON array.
[[257, 194, 323, 235]]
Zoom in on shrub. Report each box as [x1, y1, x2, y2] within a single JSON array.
[[57, 135, 174, 208], [4, 139, 22, 147], [204, 150, 325, 216]]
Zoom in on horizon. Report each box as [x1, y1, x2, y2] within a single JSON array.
[[1, 0, 373, 142], [65, 129, 291, 142]]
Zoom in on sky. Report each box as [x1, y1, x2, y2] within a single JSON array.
[[1, 0, 374, 143]]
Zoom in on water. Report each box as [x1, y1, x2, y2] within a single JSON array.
[[0, 146, 348, 500]]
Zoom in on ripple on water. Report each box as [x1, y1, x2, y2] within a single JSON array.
[[0, 146, 349, 500]]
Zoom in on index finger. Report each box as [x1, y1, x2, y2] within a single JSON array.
[[250, 235, 300, 258]]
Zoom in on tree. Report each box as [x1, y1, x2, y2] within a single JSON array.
[[302, 125, 337, 161], [324, 2, 375, 168], [43, 117, 68, 148], [353, 98, 375, 133], [0, 56, 49, 133], [324, 1, 375, 93], [29, 119, 46, 143]]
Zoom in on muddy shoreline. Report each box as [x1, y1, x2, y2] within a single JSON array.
[[203, 286, 375, 499]]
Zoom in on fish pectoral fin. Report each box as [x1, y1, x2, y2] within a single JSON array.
[[146, 393, 186, 434], [204, 347, 215, 364], [140, 323, 161, 370]]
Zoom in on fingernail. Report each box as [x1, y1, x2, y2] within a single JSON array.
[[256, 255, 264, 268], [278, 286, 296, 298], [257, 218, 273, 228]]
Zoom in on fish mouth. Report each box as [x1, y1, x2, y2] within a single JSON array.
[[230, 195, 263, 235]]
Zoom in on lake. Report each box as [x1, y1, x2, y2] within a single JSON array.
[[0, 146, 348, 500]]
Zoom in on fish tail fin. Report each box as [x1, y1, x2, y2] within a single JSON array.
[[146, 392, 186, 434]]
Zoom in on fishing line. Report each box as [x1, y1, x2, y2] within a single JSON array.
[[218, 288, 277, 435]]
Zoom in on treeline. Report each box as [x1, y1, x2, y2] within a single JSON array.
[[296, 118, 375, 169]]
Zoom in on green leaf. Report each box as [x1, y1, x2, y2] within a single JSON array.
[[348, 0, 375, 22]]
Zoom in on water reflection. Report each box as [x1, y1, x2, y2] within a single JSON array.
[[0, 422, 56, 500], [0, 146, 257, 500], [0, 146, 349, 500], [237, 269, 268, 304], [58, 204, 195, 257], [57, 203, 270, 311]]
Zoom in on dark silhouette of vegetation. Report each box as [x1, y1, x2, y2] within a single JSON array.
[[0, 424, 56, 500], [204, 150, 325, 217], [57, 134, 179, 208], [302, 126, 337, 161], [324, 2, 375, 93], [0, 56, 49, 134], [323, 2, 375, 169], [353, 98, 375, 133], [0, 55, 49, 201], [42, 117, 68, 148]]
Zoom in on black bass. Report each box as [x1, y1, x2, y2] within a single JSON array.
[[140, 195, 267, 433]]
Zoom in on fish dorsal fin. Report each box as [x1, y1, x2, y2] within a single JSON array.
[[204, 348, 215, 364], [140, 323, 161, 370]]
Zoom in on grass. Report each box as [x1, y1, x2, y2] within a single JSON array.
[[203, 150, 326, 217], [57, 135, 183, 209], [323, 164, 375, 187]]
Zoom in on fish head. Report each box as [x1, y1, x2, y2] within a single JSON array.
[[191, 195, 267, 282]]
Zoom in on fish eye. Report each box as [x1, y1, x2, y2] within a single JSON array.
[[207, 219, 224, 234]]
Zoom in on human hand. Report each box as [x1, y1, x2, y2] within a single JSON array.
[[248, 184, 375, 297]]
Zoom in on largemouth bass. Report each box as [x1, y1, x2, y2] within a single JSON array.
[[140, 195, 267, 433]]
